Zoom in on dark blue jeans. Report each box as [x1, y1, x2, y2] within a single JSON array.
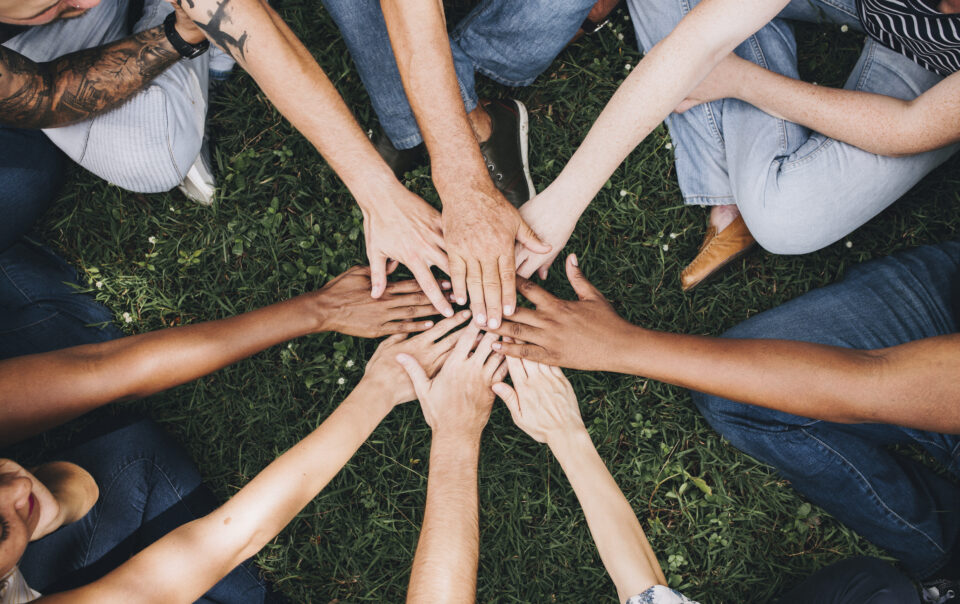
[[18, 418, 272, 603], [692, 240, 960, 579], [0, 125, 122, 358]]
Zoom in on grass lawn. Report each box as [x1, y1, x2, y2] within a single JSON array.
[[11, 2, 960, 602]]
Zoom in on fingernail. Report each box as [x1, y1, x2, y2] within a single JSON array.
[[442, 308, 453, 317], [462, 309, 472, 318], [441, 281, 451, 289], [493, 342, 502, 350], [571, 254, 578, 267], [504, 305, 513, 316], [477, 314, 487, 326], [424, 321, 434, 327], [489, 318, 500, 328], [457, 297, 466, 305]]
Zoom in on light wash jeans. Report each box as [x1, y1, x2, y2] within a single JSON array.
[[626, 0, 959, 254], [321, 0, 596, 150], [693, 240, 960, 579], [3, 0, 209, 193]]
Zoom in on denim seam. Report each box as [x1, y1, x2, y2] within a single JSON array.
[[800, 426, 949, 558], [0, 311, 63, 334], [0, 260, 36, 304]]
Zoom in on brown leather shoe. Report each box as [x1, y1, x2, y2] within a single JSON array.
[[680, 215, 756, 291]]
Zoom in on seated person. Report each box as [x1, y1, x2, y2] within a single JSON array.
[[0, 271, 474, 602], [512, 0, 959, 290], [1, 0, 455, 316], [491, 357, 922, 603], [489, 246, 960, 593]]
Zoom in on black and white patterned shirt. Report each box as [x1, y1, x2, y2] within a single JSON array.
[[858, 0, 960, 75]]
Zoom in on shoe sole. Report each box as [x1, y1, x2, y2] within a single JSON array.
[[513, 100, 535, 200]]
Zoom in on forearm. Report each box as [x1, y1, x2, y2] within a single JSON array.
[[730, 60, 956, 156], [0, 26, 180, 129], [408, 434, 481, 604], [379, 0, 491, 200], [613, 326, 960, 431], [550, 429, 665, 601], [0, 293, 328, 445]]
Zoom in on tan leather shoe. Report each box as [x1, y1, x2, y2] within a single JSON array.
[[680, 215, 756, 291]]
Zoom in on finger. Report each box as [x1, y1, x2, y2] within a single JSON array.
[[466, 259, 487, 327], [484, 352, 505, 380], [521, 356, 541, 376], [492, 382, 520, 418], [489, 320, 541, 346], [497, 341, 549, 363], [382, 319, 435, 334], [431, 249, 451, 277], [396, 353, 430, 398], [411, 264, 454, 318], [538, 265, 548, 280], [516, 219, 552, 254], [491, 359, 509, 383], [516, 277, 558, 308], [418, 309, 472, 344], [505, 353, 527, 382], [370, 255, 388, 298], [382, 333, 408, 345], [386, 259, 400, 274], [516, 256, 533, 279], [450, 255, 468, 307], [472, 331, 500, 365], [384, 279, 424, 295], [387, 304, 440, 321], [452, 322, 482, 360], [565, 254, 603, 301], [499, 255, 517, 319], [481, 259, 502, 329]]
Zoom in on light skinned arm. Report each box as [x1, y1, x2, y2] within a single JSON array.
[[398, 324, 507, 603], [513, 0, 790, 278], [379, 0, 550, 331], [172, 0, 453, 314], [490, 254, 960, 433], [492, 360, 666, 601], [676, 53, 960, 156], [0, 266, 441, 446], [37, 318, 471, 604]]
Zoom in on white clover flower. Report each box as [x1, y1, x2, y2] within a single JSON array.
[[123, 312, 133, 323], [624, 63, 632, 71], [845, 240, 853, 248], [617, 33, 624, 40], [620, 189, 628, 197], [665, 142, 673, 150], [148, 236, 157, 245], [337, 377, 346, 385], [662, 244, 670, 251], [95, 281, 104, 289], [345, 360, 354, 368], [169, 206, 176, 212], [669, 232, 678, 239], [624, 14, 630, 21], [840, 24, 849, 32]]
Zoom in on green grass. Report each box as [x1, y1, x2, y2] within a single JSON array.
[[13, 4, 960, 602]]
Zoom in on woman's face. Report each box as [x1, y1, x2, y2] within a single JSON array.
[[0, 460, 58, 577]]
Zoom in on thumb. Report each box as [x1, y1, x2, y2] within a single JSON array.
[[396, 353, 430, 396], [492, 382, 521, 418], [370, 255, 387, 298], [517, 220, 552, 254], [565, 254, 602, 301]]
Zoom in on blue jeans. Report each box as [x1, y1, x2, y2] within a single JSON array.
[[692, 240, 960, 579], [321, 0, 595, 149], [626, 0, 959, 254], [0, 126, 123, 359], [18, 418, 273, 603]]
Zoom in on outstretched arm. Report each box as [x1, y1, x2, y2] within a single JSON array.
[[491, 255, 960, 433], [493, 361, 666, 601], [677, 53, 960, 156], [399, 324, 506, 603], [38, 318, 470, 604], [0, 6, 201, 128], [0, 267, 438, 446]]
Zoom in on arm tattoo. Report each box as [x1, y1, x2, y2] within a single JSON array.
[[190, 0, 248, 63], [0, 25, 180, 129]]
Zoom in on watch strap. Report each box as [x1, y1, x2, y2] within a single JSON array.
[[163, 11, 210, 59]]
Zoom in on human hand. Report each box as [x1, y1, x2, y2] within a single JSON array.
[[441, 184, 550, 330], [360, 187, 453, 317], [396, 324, 507, 441], [361, 309, 473, 405], [514, 191, 577, 280], [489, 254, 636, 371], [171, 3, 206, 45], [492, 359, 584, 445], [310, 266, 444, 338], [675, 53, 746, 114]]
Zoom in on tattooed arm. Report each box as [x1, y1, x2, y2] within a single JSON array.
[[0, 7, 203, 129]]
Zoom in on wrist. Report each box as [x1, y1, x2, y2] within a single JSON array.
[[347, 377, 398, 416], [546, 425, 592, 456], [607, 323, 651, 375], [432, 426, 484, 450]]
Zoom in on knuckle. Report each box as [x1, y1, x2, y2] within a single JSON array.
[[509, 323, 523, 337], [405, 305, 417, 317]]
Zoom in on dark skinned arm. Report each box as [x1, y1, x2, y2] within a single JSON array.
[[489, 254, 960, 433]]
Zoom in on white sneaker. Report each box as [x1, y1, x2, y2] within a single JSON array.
[[178, 141, 216, 205]]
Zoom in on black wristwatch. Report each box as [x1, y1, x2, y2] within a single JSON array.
[[163, 11, 209, 59]]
